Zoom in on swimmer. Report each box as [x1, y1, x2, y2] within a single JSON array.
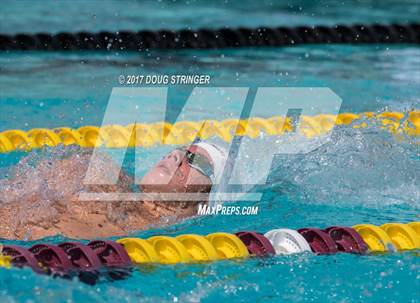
[[0, 142, 227, 240]]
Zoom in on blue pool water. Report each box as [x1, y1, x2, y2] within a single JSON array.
[[0, 1, 419, 302]]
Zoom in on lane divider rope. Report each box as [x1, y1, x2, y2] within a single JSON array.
[[0, 111, 418, 153], [0, 23, 419, 51], [0, 221, 418, 283]]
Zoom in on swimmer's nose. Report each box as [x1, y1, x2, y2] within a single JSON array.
[[165, 150, 183, 166]]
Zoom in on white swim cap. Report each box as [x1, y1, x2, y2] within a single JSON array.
[[193, 142, 228, 184]]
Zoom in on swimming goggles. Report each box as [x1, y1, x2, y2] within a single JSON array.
[[178, 147, 214, 180]]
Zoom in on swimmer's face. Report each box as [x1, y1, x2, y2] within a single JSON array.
[[140, 148, 212, 193]]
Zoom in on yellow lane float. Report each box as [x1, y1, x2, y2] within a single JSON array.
[[407, 222, 420, 237], [380, 223, 420, 250], [0, 111, 418, 153], [147, 236, 191, 264], [117, 238, 159, 264], [352, 224, 395, 252], [206, 233, 249, 259], [176, 234, 219, 262], [0, 255, 11, 268]]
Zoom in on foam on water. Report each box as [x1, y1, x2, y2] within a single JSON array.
[[268, 126, 419, 208]]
